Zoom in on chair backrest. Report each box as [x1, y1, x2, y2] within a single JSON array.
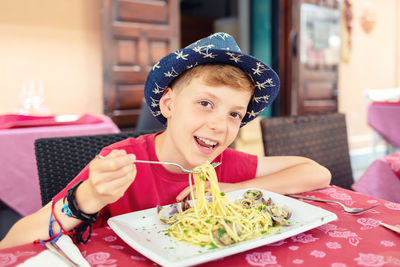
[[34, 130, 158, 206], [260, 113, 354, 190], [136, 98, 165, 131]]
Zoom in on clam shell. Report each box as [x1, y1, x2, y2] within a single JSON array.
[[243, 189, 263, 201], [156, 203, 182, 224]]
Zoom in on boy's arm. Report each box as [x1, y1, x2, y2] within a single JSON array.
[[223, 156, 331, 195], [0, 149, 136, 249], [0, 199, 84, 249], [176, 156, 331, 202]]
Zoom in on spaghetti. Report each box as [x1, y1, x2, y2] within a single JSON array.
[[163, 162, 288, 248]]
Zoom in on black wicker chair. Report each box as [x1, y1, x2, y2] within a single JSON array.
[[34, 130, 158, 206], [260, 113, 354, 190]]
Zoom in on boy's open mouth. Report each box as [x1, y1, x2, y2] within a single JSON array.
[[194, 136, 218, 150]]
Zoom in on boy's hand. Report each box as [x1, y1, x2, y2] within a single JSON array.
[[77, 150, 137, 213]]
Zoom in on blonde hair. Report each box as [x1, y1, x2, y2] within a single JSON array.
[[170, 64, 255, 94]]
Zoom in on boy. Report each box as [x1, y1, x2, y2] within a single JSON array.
[[0, 33, 330, 249]]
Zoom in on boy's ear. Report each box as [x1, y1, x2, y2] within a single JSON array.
[[159, 87, 173, 119]]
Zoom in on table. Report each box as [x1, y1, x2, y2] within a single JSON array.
[[352, 154, 400, 203], [368, 102, 400, 149], [0, 114, 119, 216], [1, 186, 399, 266]]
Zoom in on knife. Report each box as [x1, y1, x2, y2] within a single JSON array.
[[380, 222, 400, 234]]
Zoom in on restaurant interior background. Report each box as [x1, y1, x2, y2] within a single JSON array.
[[0, 0, 399, 181]]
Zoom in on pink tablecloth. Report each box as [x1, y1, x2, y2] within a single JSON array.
[[368, 102, 400, 148], [352, 154, 400, 203], [0, 114, 119, 216], [1, 186, 399, 267]]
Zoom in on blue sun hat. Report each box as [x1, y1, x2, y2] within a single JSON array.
[[144, 32, 280, 127]]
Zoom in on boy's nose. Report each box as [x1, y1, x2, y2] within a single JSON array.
[[208, 114, 227, 132]]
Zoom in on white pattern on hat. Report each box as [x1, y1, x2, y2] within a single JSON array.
[[255, 79, 275, 90], [254, 95, 270, 104], [150, 109, 161, 117], [164, 67, 179, 78], [150, 97, 160, 108], [247, 110, 258, 118], [209, 32, 231, 40], [252, 62, 269, 76], [226, 52, 243, 63], [186, 62, 198, 69], [247, 108, 265, 118], [152, 83, 166, 94], [193, 46, 217, 58], [152, 62, 160, 71], [174, 51, 189, 60]]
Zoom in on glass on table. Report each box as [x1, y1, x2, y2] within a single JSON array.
[[14, 79, 51, 115]]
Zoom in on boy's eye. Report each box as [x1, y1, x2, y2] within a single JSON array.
[[200, 101, 212, 108], [230, 112, 242, 120]]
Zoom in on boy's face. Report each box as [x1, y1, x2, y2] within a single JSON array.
[[161, 76, 252, 168]]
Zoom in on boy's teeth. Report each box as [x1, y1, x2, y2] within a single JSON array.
[[198, 137, 217, 146]]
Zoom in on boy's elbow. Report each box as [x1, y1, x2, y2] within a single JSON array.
[[303, 157, 331, 190], [317, 164, 332, 188]]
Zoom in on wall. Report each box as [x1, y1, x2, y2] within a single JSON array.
[[0, 0, 102, 115], [237, 0, 400, 158], [339, 0, 400, 150]]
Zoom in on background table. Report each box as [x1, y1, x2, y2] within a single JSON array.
[[352, 154, 400, 203], [0, 114, 119, 216], [368, 102, 400, 149], [1, 186, 399, 266]]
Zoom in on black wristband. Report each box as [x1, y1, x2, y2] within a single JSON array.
[[66, 181, 99, 224]]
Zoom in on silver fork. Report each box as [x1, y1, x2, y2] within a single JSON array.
[[97, 155, 221, 174], [289, 194, 380, 214], [134, 160, 221, 173]]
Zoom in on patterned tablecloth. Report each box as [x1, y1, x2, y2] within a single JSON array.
[[1, 186, 399, 267]]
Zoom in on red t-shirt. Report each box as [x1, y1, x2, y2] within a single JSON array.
[[54, 132, 258, 227]]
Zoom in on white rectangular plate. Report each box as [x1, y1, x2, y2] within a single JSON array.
[[108, 188, 337, 267]]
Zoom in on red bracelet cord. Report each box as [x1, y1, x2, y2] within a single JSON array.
[[34, 199, 74, 244]]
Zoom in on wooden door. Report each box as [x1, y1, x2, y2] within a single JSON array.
[[102, 0, 179, 128], [278, 0, 341, 116]]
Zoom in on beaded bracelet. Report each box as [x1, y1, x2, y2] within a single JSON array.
[[61, 197, 72, 216], [65, 181, 99, 243], [66, 181, 99, 223]]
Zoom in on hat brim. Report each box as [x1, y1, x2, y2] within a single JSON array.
[[144, 48, 280, 127]]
